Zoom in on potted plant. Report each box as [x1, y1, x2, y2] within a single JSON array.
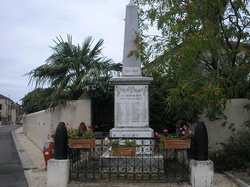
[[68, 122, 96, 148], [155, 126, 192, 149], [106, 138, 139, 156]]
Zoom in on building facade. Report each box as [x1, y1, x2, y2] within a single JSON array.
[[0, 94, 23, 125]]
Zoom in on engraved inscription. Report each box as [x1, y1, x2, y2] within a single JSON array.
[[115, 85, 149, 127], [122, 67, 141, 76]]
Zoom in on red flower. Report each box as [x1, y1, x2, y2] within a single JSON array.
[[155, 132, 160, 136], [164, 129, 168, 133], [88, 125, 92, 129]]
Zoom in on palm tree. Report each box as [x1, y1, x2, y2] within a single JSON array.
[[27, 35, 121, 108]]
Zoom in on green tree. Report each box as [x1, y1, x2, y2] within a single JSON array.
[[24, 35, 121, 112], [134, 0, 249, 125], [21, 88, 55, 113]]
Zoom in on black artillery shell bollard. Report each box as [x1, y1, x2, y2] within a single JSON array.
[[54, 122, 68, 159], [78, 122, 86, 137], [194, 121, 208, 161]]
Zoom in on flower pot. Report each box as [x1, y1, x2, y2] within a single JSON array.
[[68, 138, 95, 148], [109, 147, 136, 156], [164, 139, 191, 149]]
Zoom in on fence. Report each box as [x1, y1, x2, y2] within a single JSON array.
[[68, 137, 190, 182]]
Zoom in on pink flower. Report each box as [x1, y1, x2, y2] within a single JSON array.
[[155, 132, 160, 136], [182, 131, 186, 135], [80, 125, 85, 128], [188, 130, 192, 134], [152, 144, 155, 148], [180, 127, 183, 130], [94, 125, 99, 129], [164, 129, 168, 133], [184, 126, 187, 130], [88, 125, 92, 129]]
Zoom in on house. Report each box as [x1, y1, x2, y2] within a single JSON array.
[[0, 94, 23, 125]]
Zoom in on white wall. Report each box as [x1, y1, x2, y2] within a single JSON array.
[[199, 99, 250, 151], [23, 98, 250, 152], [23, 99, 91, 150]]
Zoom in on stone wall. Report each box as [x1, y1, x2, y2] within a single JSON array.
[[23, 99, 91, 150], [199, 99, 250, 151]]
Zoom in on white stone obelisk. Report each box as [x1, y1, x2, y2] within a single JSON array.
[[122, 1, 141, 76], [110, 1, 153, 140]]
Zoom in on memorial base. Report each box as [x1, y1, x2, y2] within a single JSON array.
[[110, 127, 154, 138], [100, 151, 164, 171], [110, 127, 154, 154]]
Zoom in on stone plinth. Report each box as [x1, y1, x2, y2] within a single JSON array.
[[190, 159, 214, 187], [110, 77, 153, 85], [110, 77, 153, 138], [110, 127, 153, 138]]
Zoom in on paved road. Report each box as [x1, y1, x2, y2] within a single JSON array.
[[0, 125, 28, 187]]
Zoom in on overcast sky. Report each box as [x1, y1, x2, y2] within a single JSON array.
[[0, 0, 132, 104]]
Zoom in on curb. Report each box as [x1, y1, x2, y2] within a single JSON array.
[[12, 127, 37, 187], [223, 171, 249, 187]]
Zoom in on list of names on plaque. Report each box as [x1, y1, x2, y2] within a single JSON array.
[[115, 85, 148, 127]]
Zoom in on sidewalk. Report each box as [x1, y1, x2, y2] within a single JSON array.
[[13, 126, 240, 187], [12, 127, 47, 186]]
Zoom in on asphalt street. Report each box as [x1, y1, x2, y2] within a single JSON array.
[[0, 125, 28, 187]]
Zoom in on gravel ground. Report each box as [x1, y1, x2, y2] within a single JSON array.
[[14, 127, 241, 187], [227, 170, 250, 186]]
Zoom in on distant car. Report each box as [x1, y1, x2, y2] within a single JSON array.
[[18, 120, 23, 125]]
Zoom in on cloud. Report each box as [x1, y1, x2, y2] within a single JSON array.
[[0, 0, 130, 103]]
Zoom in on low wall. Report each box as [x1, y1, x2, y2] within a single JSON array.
[[199, 99, 250, 151], [23, 99, 91, 150], [23, 98, 249, 152]]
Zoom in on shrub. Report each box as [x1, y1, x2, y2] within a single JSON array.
[[210, 127, 250, 171]]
